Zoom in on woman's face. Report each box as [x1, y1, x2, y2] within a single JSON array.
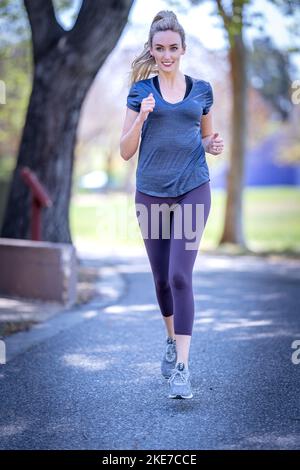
[[150, 30, 185, 72]]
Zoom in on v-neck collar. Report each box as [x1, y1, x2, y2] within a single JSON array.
[[150, 74, 195, 106]]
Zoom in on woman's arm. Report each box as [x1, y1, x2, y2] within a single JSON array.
[[120, 93, 155, 161], [201, 111, 213, 151], [119, 108, 144, 161], [201, 111, 224, 155], [201, 110, 214, 138]]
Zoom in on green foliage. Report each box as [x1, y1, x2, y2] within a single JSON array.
[[0, 0, 82, 181], [52, 0, 82, 29], [70, 187, 300, 253], [0, 0, 81, 45], [0, 0, 29, 46], [248, 36, 296, 120], [0, 40, 32, 178], [268, 0, 300, 15]]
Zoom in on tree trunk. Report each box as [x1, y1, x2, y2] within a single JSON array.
[[1, 0, 133, 242], [219, 32, 248, 247], [1, 64, 91, 242]]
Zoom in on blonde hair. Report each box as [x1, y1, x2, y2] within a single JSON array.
[[129, 10, 186, 86]]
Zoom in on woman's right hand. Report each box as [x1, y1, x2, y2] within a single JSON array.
[[138, 93, 156, 123]]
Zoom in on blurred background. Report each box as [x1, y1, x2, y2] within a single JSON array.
[[0, 0, 300, 255], [1, 1, 300, 449]]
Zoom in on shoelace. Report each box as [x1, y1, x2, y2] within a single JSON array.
[[168, 368, 188, 384], [165, 340, 176, 362]]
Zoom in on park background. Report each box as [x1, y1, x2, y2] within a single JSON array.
[[0, 0, 299, 256], [1, 0, 300, 452]]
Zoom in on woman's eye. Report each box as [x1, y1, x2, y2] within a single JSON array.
[[156, 47, 178, 51]]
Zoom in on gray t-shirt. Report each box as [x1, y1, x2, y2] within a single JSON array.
[[126, 75, 213, 197]]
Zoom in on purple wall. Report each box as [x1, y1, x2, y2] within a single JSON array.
[[210, 133, 300, 189]]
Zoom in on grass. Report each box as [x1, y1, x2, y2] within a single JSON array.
[[70, 186, 300, 254]]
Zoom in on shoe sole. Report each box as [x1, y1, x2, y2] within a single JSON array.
[[161, 365, 176, 379], [168, 393, 193, 399], [162, 373, 172, 379]]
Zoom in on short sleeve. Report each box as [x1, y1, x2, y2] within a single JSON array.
[[202, 81, 213, 115], [126, 82, 141, 112]]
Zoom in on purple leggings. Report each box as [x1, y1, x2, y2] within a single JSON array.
[[135, 181, 211, 335]]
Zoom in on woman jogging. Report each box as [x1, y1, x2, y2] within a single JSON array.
[[120, 10, 224, 399]]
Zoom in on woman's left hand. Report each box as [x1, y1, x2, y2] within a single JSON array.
[[204, 132, 224, 155]]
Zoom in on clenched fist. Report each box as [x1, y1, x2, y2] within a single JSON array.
[[203, 132, 224, 156], [139, 93, 156, 123]]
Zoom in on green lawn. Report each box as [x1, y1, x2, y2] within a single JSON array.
[[70, 187, 300, 253]]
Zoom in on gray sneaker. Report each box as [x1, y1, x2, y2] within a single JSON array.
[[168, 362, 193, 399], [161, 336, 177, 379]]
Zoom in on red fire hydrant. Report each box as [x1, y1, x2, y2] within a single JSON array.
[[21, 167, 52, 241]]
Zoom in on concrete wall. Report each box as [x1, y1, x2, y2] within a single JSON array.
[[0, 238, 77, 306]]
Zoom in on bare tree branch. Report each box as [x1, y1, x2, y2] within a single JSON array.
[[215, 0, 232, 29], [68, 0, 134, 66], [23, 0, 65, 62]]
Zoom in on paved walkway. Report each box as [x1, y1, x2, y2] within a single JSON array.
[[0, 250, 299, 450]]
